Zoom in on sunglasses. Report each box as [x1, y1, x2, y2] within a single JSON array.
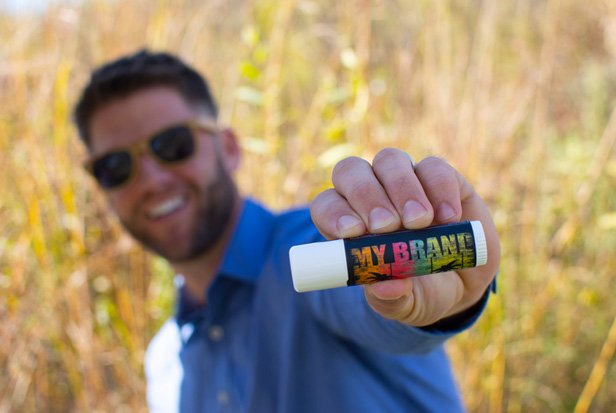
[[85, 118, 218, 189]]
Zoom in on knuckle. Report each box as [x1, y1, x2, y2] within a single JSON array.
[[310, 188, 336, 210], [387, 174, 412, 192], [309, 191, 324, 210], [349, 180, 378, 201], [427, 173, 454, 192], [372, 150, 415, 187], [332, 156, 369, 179], [418, 156, 447, 170], [372, 148, 401, 165], [417, 157, 456, 188]]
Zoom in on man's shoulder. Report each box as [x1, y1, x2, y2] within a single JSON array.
[[245, 198, 323, 246], [270, 203, 324, 244], [275, 204, 311, 225]]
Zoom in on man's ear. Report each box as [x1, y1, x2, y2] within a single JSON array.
[[218, 128, 241, 172]]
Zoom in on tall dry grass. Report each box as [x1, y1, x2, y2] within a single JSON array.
[[1, 0, 615, 411]]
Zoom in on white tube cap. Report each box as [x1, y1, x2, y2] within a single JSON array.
[[470, 220, 488, 266], [289, 239, 348, 292]]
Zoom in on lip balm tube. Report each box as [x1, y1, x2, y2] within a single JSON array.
[[290, 220, 487, 293]]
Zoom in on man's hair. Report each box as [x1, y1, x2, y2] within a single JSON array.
[[74, 50, 218, 146]]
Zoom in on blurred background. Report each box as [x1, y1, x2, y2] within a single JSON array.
[[1, 0, 616, 411]]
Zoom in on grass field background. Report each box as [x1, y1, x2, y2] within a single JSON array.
[[1, 0, 616, 411]]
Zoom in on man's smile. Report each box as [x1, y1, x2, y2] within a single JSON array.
[[146, 195, 188, 220]]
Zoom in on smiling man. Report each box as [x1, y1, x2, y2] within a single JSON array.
[[74, 50, 500, 412]]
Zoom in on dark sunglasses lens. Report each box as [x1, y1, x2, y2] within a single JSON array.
[[151, 126, 195, 162], [93, 152, 132, 188]]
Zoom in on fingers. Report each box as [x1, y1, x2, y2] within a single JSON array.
[[331, 156, 402, 234], [310, 149, 501, 326], [371, 149, 433, 229], [310, 188, 366, 239], [363, 270, 466, 327], [312, 150, 470, 240], [330, 150, 467, 232], [413, 156, 463, 225], [414, 156, 500, 309], [331, 150, 440, 233]]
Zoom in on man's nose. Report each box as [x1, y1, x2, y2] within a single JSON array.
[[137, 154, 178, 187]]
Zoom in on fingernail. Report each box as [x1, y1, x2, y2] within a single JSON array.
[[366, 284, 406, 301], [369, 207, 396, 230], [371, 290, 405, 301], [402, 200, 427, 224], [337, 215, 362, 233], [436, 202, 456, 221]]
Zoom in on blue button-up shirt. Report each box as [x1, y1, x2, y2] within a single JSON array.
[[145, 199, 493, 412]]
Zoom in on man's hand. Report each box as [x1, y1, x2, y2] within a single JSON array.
[[310, 148, 501, 327]]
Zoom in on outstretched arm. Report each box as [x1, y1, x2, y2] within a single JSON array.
[[309, 148, 501, 327]]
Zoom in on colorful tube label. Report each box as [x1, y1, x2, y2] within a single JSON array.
[[344, 221, 478, 286]]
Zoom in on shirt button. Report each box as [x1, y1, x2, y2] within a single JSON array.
[[217, 390, 229, 405], [180, 324, 195, 343], [208, 325, 224, 342]]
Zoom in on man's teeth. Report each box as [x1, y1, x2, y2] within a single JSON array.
[[147, 197, 186, 218]]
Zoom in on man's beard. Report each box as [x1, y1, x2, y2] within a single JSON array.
[[121, 157, 237, 262]]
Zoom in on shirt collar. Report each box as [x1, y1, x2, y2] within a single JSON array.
[[217, 197, 276, 283], [176, 198, 276, 326]]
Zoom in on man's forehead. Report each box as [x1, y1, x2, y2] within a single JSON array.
[[88, 87, 198, 154]]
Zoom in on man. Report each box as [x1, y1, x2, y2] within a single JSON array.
[[74, 50, 500, 412]]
